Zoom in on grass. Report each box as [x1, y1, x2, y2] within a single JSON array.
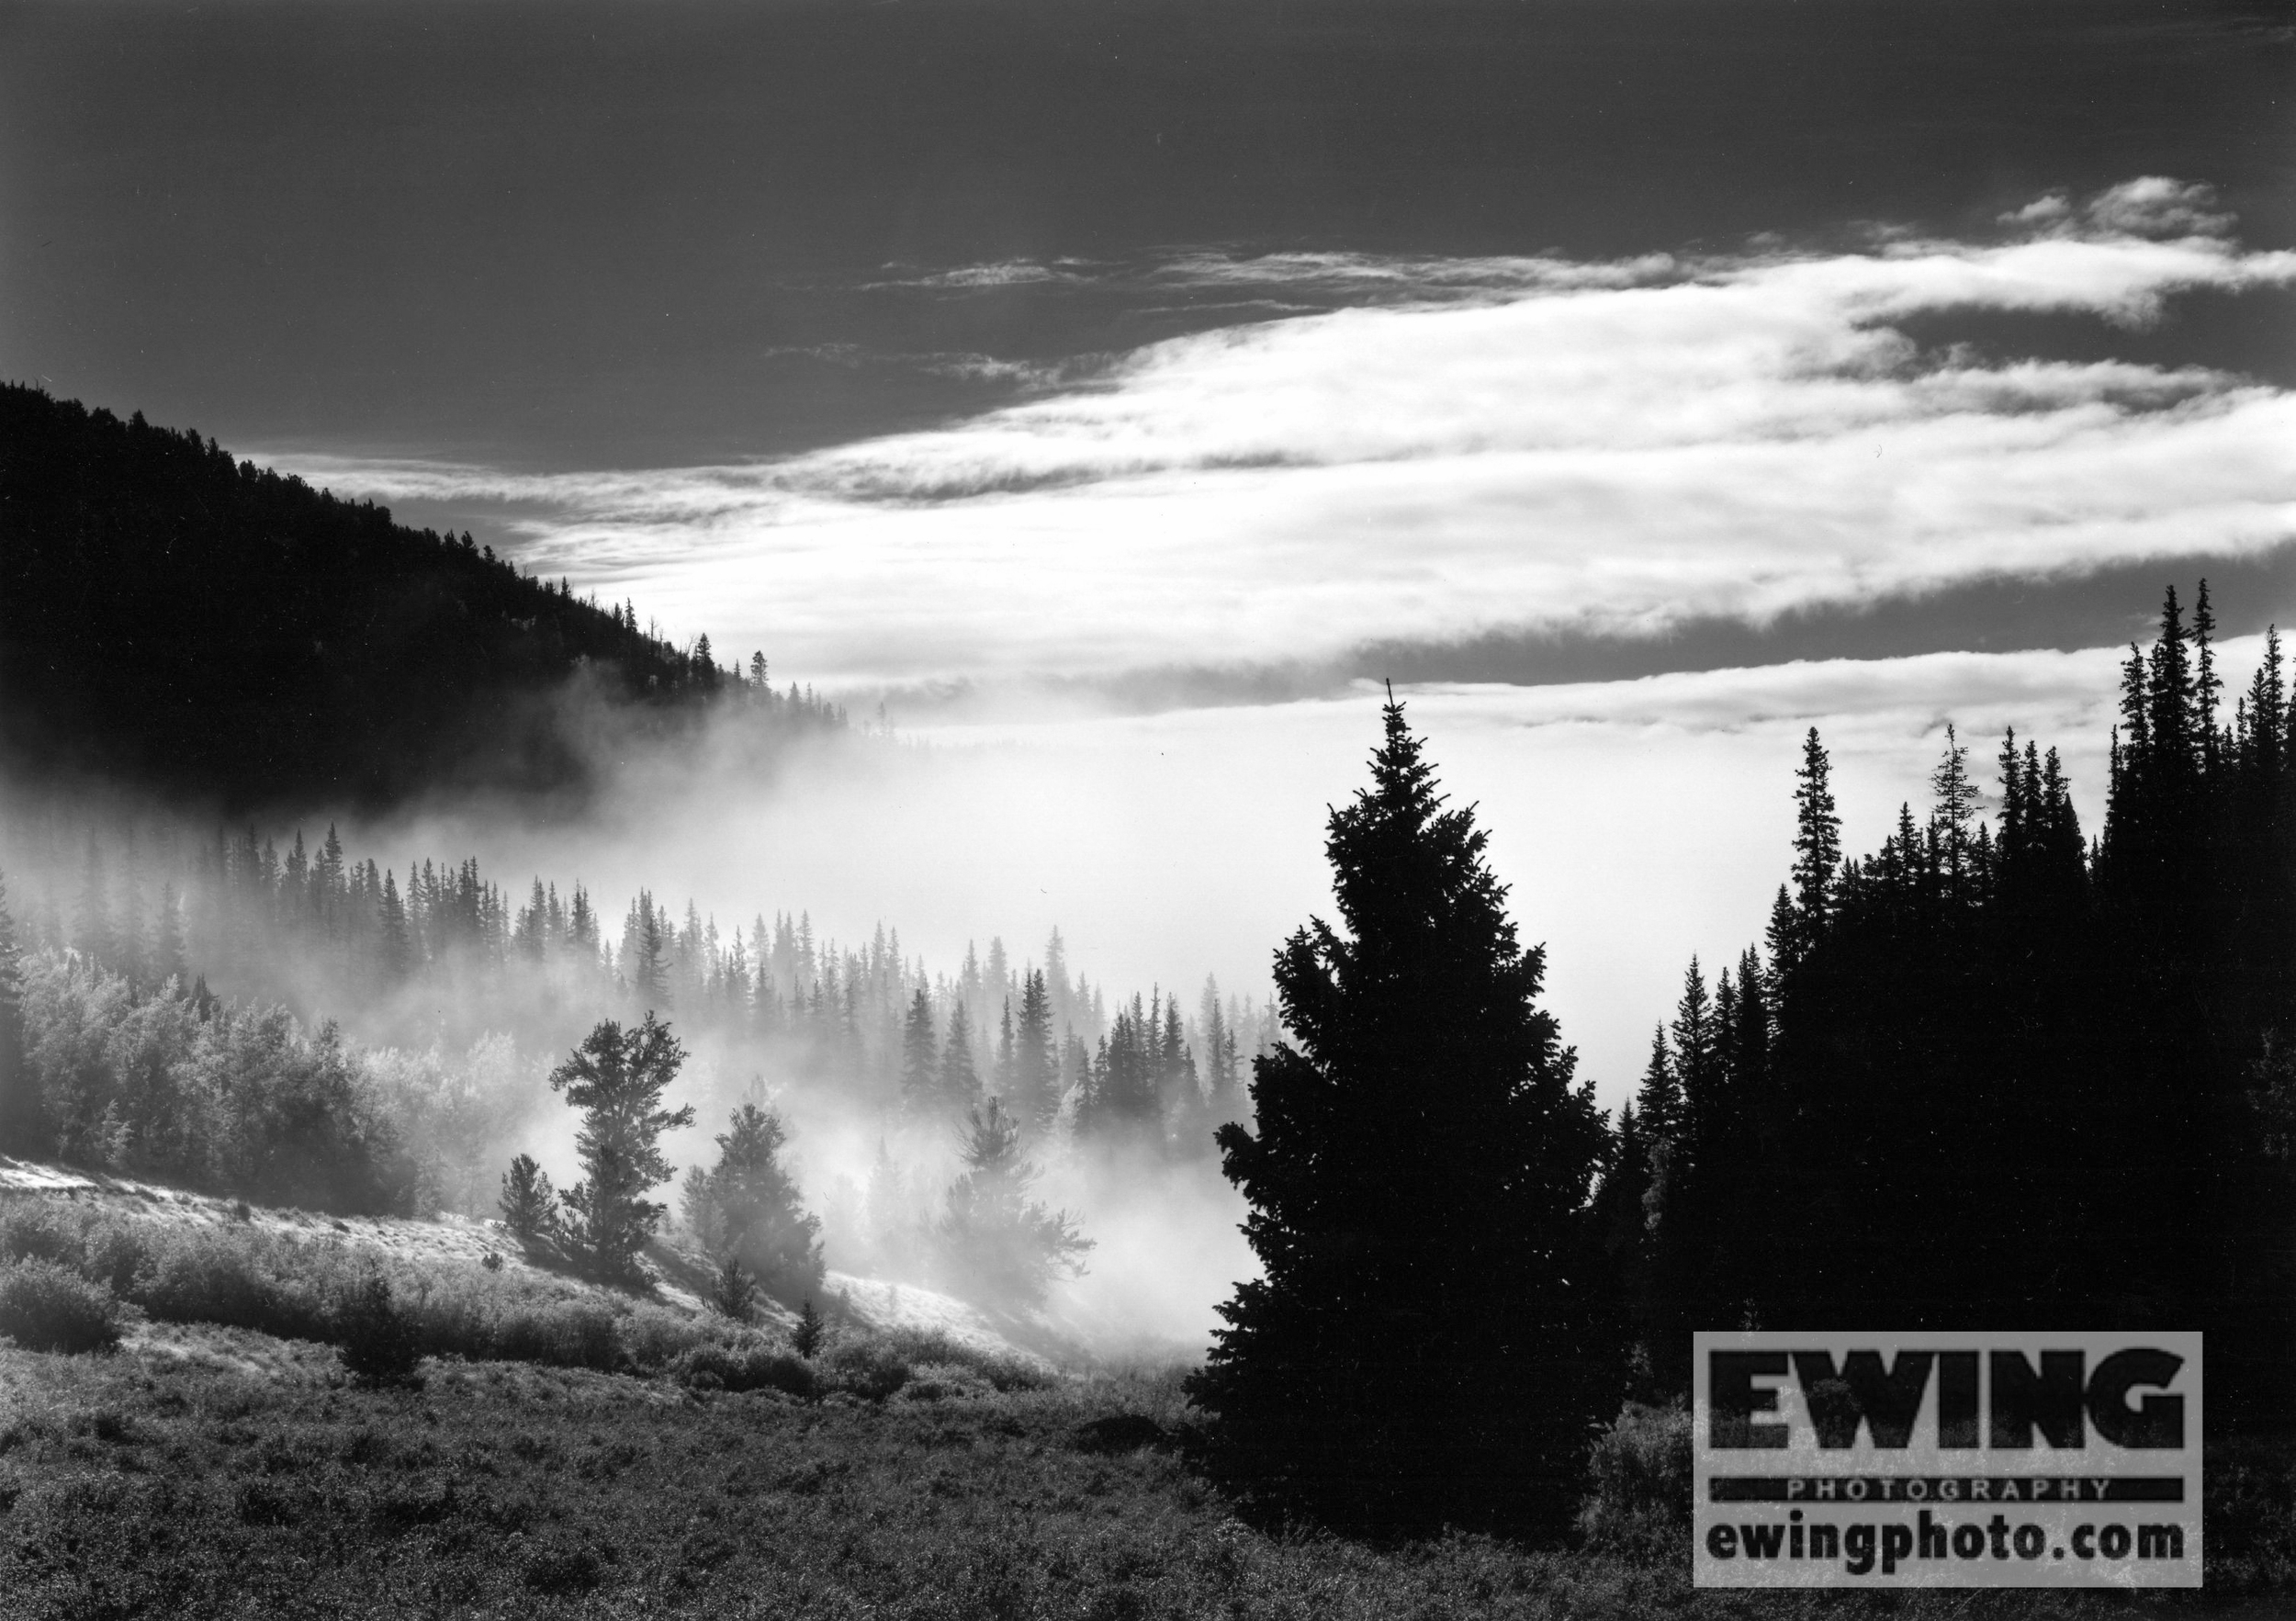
[[0, 1184, 2289, 1617], [0, 1333, 2288, 1620]]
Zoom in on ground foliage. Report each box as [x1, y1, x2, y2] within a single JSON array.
[[0, 1322, 2286, 1621]]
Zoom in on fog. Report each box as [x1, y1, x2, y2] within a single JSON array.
[[6, 629, 2280, 1352]]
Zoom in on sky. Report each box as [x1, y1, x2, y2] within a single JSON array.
[[6, 0, 2295, 1101]]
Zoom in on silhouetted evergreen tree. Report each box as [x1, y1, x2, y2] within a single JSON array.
[[1188, 696, 1617, 1536]]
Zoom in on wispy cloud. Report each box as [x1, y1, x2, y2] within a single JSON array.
[[274, 180, 2296, 690]]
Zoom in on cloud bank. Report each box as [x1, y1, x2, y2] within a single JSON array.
[[276, 180, 2296, 693]]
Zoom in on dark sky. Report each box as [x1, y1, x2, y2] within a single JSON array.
[[6, 0, 2290, 471]]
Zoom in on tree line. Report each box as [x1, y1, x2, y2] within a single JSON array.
[[0, 803, 1277, 1164], [0, 383, 842, 810], [1196, 588, 2296, 1539]]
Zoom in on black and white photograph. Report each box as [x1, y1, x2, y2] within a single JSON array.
[[0, 0, 2290, 1614]]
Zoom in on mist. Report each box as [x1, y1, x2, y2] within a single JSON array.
[[7, 625, 2285, 1355]]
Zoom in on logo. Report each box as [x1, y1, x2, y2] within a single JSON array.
[[1693, 1331, 2200, 1588]]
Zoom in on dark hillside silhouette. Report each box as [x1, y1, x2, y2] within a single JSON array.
[[0, 384, 837, 809]]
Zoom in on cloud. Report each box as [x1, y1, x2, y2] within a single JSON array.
[[2005, 177, 2238, 243], [269, 181, 2296, 691]]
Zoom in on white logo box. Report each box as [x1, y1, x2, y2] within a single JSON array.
[[1692, 1331, 2201, 1589]]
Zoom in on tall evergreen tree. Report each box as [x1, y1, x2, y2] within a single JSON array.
[[548, 1014, 696, 1280], [1188, 696, 1616, 1535], [940, 1001, 982, 1113], [1014, 968, 1056, 1130], [900, 988, 939, 1115]]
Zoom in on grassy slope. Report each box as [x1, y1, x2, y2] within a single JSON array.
[[0, 1157, 1053, 1370], [0, 1172, 2290, 1619]]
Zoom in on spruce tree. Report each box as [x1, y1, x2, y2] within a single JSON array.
[[1783, 727, 1841, 974], [900, 988, 938, 1114], [940, 1001, 981, 1113], [1187, 695, 1616, 1535], [1015, 968, 1056, 1130]]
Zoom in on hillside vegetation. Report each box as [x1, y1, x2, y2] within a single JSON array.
[[0, 385, 838, 809], [0, 1167, 2290, 1619]]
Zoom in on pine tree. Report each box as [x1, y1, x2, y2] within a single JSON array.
[[1929, 724, 1979, 896], [498, 1153, 560, 1241], [1771, 727, 1844, 985], [1187, 695, 1617, 1535], [1633, 1026, 1680, 1144], [941, 1001, 982, 1113], [689, 1103, 825, 1302], [936, 1097, 1091, 1307], [0, 869, 27, 1154], [548, 1015, 696, 1279], [901, 989, 939, 1114], [1014, 968, 1056, 1131], [377, 870, 412, 980]]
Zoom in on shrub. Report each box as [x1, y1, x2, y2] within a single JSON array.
[[523, 1540, 606, 1595], [821, 1338, 911, 1401], [494, 1299, 623, 1371], [1575, 1401, 1691, 1557], [0, 1257, 123, 1353], [619, 1303, 709, 1372], [879, 1324, 1052, 1392], [335, 1270, 422, 1384], [128, 1225, 330, 1342], [668, 1336, 816, 1400]]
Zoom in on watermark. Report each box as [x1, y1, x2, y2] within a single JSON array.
[[1693, 1331, 2200, 1588]]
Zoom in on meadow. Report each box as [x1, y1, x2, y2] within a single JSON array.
[[0, 1179, 2290, 1621]]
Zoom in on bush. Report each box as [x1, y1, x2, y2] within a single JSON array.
[[335, 1270, 422, 1384], [128, 1225, 331, 1342], [0, 1257, 123, 1353], [668, 1336, 816, 1400], [878, 1324, 1052, 1392], [821, 1338, 911, 1401], [1575, 1401, 1691, 1557], [492, 1299, 623, 1371]]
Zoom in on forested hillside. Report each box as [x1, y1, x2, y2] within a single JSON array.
[[1605, 586, 2296, 1428], [0, 385, 838, 808]]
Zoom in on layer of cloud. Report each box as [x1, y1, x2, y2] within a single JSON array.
[[273, 180, 2296, 690]]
